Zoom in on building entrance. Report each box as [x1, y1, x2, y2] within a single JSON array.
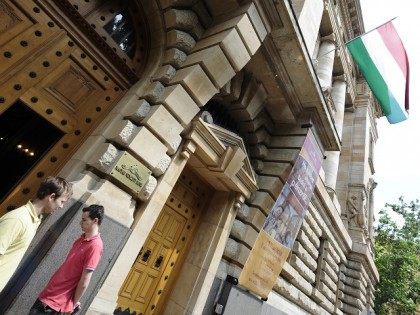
[[116, 168, 213, 314], [0, 0, 125, 214]]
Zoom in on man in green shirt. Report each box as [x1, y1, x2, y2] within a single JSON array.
[[0, 176, 72, 292]]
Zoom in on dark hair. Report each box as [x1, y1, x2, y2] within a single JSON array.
[[36, 176, 73, 200], [82, 204, 105, 225]]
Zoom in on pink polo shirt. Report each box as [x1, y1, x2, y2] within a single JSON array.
[[39, 234, 103, 312]]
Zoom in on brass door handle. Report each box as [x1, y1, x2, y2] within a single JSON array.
[[142, 249, 151, 262], [154, 255, 164, 268]]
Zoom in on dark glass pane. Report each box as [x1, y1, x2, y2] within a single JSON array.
[[202, 100, 241, 135], [103, 8, 136, 59], [0, 101, 64, 200], [201, 100, 250, 154], [120, 30, 136, 58]]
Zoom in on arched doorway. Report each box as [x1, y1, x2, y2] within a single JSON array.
[[0, 0, 149, 214]]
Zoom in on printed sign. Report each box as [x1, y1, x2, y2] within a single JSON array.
[[239, 130, 322, 297]]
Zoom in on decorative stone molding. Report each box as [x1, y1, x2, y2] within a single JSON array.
[[163, 48, 187, 68], [166, 29, 196, 53], [181, 140, 197, 159], [251, 159, 264, 172], [152, 64, 177, 84], [234, 194, 246, 211], [106, 119, 139, 146], [224, 238, 240, 260], [155, 155, 172, 176], [250, 144, 268, 159], [223, 238, 250, 266], [138, 176, 158, 201], [164, 9, 204, 40], [141, 104, 183, 155], [141, 81, 164, 103], [87, 143, 122, 173], [186, 118, 258, 198], [157, 84, 201, 127], [124, 98, 151, 125], [218, 72, 271, 134]]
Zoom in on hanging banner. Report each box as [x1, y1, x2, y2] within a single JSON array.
[[239, 129, 322, 298]]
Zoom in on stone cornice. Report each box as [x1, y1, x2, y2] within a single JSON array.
[[258, 0, 341, 151]]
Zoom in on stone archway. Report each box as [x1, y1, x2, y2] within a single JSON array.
[[76, 2, 270, 313]]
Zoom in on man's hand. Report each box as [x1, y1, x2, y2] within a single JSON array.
[[72, 269, 93, 310], [71, 302, 81, 314]]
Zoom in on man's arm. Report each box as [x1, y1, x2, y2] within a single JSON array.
[[72, 269, 93, 307]]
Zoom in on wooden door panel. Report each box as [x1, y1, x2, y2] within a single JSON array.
[[134, 273, 157, 304], [0, 0, 136, 213], [0, 18, 124, 213], [164, 214, 184, 244], [0, 0, 33, 46], [117, 206, 187, 314], [68, 46, 119, 91], [0, 31, 70, 114], [38, 59, 106, 115], [117, 170, 214, 314], [28, 88, 77, 132], [0, 24, 62, 82], [119, 269, 144, 299], [153, 210, 171, 238]]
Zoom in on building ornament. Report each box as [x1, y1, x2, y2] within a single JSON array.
[[347, 193, 368, 235]]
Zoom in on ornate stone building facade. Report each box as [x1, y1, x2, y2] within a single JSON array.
[[0, 0, 379, 314]]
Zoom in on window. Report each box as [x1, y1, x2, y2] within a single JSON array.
[[103, 8, 136, 58], [68, 0, 148, 74]]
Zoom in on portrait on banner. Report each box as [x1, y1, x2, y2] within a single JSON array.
[[263, 183, 304, 248]]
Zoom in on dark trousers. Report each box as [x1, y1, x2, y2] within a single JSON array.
[[28, 299, 63, 315]]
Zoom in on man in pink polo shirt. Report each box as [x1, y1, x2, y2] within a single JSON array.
[[29, 204, 104, 314]]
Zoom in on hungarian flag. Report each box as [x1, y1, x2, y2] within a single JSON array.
[[346, 21, 409, 124]]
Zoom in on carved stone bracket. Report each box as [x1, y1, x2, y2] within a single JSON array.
[[185, 118, 258, 198]]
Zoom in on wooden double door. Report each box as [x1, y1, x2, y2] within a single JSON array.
[[0, 0, 128, 214], [117, 169, 213, 315]]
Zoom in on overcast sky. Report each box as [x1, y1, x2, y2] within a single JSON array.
[[360, 0, 420, 218]]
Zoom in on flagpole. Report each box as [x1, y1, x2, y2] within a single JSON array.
[[317, 17, 398, 58], [345, 16, 398, 45]]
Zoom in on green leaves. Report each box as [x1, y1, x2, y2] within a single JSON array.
[[374, 197, 420, 314]]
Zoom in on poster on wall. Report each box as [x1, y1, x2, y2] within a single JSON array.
[[238, 129, 322, 298]]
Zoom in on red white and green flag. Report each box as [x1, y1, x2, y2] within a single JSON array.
[[346, 21, 410, 124]]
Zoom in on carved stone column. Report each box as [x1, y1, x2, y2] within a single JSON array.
[[316, 35, 336, 91], [323, 78, 347, 193], [331, 78, 347, 137]]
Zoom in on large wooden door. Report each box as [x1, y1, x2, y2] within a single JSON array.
[[117, 169, 213, 315], [0, 0, 127, 214]]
